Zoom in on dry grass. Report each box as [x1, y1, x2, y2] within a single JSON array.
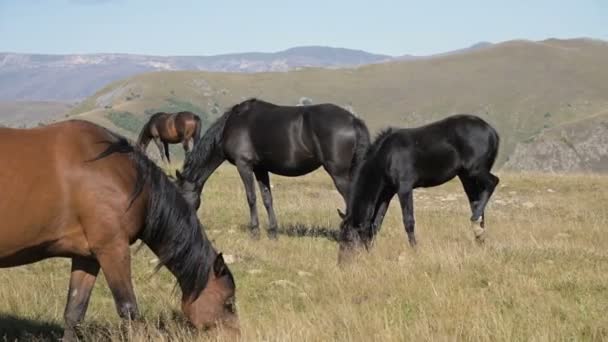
[[1, 166, 608, 341]]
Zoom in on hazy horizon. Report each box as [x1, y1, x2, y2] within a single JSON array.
[[0, 0, 606, 56]]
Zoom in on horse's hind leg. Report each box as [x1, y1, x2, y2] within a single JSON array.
[[153, 137, 166, 164], [63, 257, 100, 341], [236, 162, 261, 239], [254, 169, 279, 239], [163, 141, 171, 164], [459, 172, 499, 242], [182, 138, 192, 155], [323, 162, 351, 209], [397, 183, 416, 247]]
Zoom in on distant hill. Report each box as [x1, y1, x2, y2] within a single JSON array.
[[0, 46, 392, 101], [0, 43, 497, 102], [65, 38, 608, 171], [0, 101, 73, 127]]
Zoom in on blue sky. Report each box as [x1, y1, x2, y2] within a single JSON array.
[[0, 0, 606, 56]]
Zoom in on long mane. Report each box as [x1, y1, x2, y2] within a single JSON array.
[[180, 109, 233, 185], [181, 98, 261, 185], [342, 127, 396, 241], [93, 133, 216, 297]]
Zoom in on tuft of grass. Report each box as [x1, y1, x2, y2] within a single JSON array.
[[1, 169, 607, 341]]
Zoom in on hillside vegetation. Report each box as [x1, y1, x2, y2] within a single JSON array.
[[505, 109, 608, 172], [68, 38, 608, 169]]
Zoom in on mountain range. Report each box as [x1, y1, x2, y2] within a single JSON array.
[[0, 44, 490, 101]]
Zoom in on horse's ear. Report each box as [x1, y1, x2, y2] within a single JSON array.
[[213, 253, 228, 277], [337, 209, 346, 220]]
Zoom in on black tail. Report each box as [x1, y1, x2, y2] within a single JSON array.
[[88, 137, 145, 210], [484, 123, 500, 171], [137, 116, 154, 149], [350, 117, 371, 178]]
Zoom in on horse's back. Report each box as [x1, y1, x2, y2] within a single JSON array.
[[0, 121, 139, 265], [383, 115, 498, 187], [224, 101, 363, 175]]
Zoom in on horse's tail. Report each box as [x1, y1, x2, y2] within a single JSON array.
[[137, 116, 153, 149], [350, 117, 371, 178], [193, 115, 202, 147], [486, 124, 500, 171], [88, 136, 145, 210]]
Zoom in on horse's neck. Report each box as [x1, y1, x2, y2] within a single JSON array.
[[351, 168, 385, 226], [183, 141, 226, 188], [195, 153, 225, 188]]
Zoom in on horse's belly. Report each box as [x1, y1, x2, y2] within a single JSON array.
[[0, 219, 91, 268], [261, 157, 321, 177]]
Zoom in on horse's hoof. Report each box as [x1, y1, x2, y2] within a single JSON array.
[[475, 233, 486, 245], [249, 228, 261, 240], [471, 217, 486, 244], [267, 228, 278, 240]]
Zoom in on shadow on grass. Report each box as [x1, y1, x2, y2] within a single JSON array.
[[0, 314, 63, 341], [277, 224, 340, 242]]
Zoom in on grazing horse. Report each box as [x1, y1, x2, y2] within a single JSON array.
[[176, 98, 370, 239], [0, 121, 238, 340], [137, 111, 202, 163], [338, 114, 500, 263]]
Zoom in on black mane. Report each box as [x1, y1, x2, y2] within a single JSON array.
[[366, 127, 396, 158], [341, 127, 397, 239], [181, 110, 233, 186], [95, 134, 217, 298]]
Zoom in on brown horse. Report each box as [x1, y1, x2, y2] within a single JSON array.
[[0, 120, 238, 340], [137, 111, 202, 163]]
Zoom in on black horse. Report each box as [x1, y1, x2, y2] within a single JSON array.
[[176, 98, 370, 239], [338, 114, 500, 262]]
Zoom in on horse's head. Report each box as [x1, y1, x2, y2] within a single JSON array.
[[175, 170, 202, 210], [337, 210, 370, 265], [182, 253, 239, 336]]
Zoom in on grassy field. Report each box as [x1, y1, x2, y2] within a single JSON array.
[[1, 165, 607, 341]]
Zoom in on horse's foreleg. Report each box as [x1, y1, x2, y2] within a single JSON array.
[[254, 169, 278, 239], [182, 139, 190, 155], [62, 257, 100, 342], [96, 243, 140, 326], [397, 185, 416, 247], [371, 191, 394, 238], [236, 162, 260, 239]]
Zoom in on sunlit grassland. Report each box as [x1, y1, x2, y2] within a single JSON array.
[[1, 165, 607, 341]]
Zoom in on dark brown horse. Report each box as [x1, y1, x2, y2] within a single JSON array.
[[0, 121, 238, 340], [137, 111, 202, 163]]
